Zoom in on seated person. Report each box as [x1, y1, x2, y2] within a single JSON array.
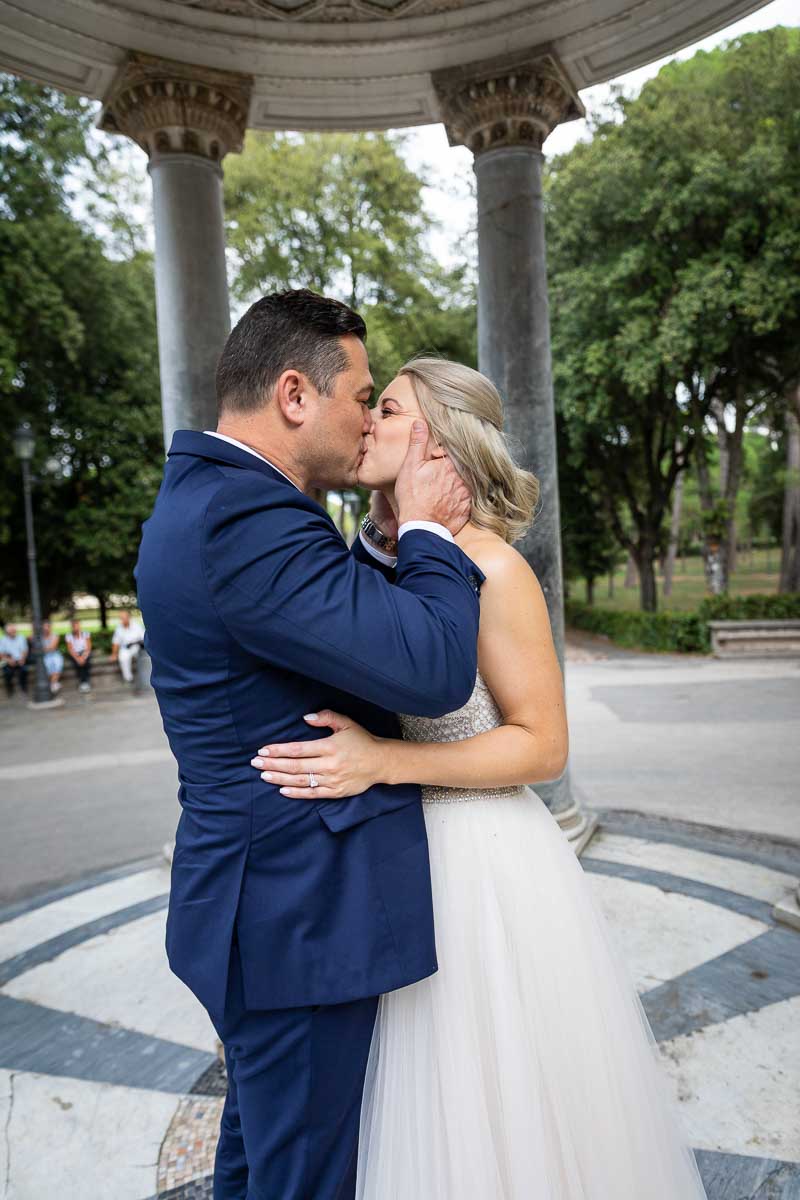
[[0, 623, 29, 698], [110, 610, 145, 683], [66, 619, 92, 692], [42, 621, 64, 694]]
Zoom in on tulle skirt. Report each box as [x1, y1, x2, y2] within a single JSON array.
[[356, 787, 709, 1199]]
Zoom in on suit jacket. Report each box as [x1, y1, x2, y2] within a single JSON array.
[[135, 430, 485, 1022]]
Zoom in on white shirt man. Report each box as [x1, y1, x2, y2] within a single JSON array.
[[1, 625, 29, 698], [0, 628, 28, 665], [111, 612, 145, 683]]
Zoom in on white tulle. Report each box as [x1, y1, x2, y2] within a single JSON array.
[[356, 788, 709, 1200]]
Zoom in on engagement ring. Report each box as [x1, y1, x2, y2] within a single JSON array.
[[308, 772, 319, 789]]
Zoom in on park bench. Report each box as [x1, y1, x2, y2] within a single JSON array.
[[708, 619, 800, 658], [60, 651, 151, 693]]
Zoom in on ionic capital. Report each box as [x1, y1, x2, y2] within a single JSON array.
[[100, 53, 253, 164], [433, 48, 583, 157]]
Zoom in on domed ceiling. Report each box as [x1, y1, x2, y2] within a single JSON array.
[[1, 0, 774, 132]]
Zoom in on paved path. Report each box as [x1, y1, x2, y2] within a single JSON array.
[[1, 642, 797, 906], [565, 639, 800, 842], [1, 644, 798, 1196], [0, 811, 797, 1198], [0, 691, 178, 904]]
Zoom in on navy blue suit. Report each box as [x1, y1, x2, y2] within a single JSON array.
[[135, 431, 485, 1199]]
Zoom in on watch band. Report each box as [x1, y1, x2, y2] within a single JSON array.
[[361, 514, 398, 555]]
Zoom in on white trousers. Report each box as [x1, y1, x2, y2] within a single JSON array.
[[118, 644, 140, 682]]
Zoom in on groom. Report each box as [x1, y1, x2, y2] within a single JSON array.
[[135, 290, 486, 1199]]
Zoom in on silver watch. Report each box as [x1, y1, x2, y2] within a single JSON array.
[[361, 514, 398, 554]]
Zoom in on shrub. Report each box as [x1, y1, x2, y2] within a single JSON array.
[[566, 593, 800, 654]]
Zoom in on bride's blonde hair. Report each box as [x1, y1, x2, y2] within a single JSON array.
[[398, 356, 540, 545]]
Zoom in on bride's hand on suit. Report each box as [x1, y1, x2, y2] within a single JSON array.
[[251, 711, 382, 798]]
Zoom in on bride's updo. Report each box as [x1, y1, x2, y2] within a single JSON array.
[[398, 356, 540, 545]]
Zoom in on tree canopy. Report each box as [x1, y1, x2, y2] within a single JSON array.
[[0, 75, 163, 618], [547, 26, 800, 608]]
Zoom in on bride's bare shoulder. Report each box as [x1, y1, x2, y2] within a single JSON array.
[[459, 530, 536, 585]]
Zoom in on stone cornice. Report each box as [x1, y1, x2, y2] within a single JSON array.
[[433, 47, 584, 155], [100, 53, 253, 162]]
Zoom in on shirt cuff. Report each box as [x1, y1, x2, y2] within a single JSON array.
[[398, 521, 455, 543], [359, 529, 398, 567]]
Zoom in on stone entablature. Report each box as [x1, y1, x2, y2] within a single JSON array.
[[168, 0, 470, 18], [433, 48, 584, 155], [100, 54, 253, 163], [0, 0, 776, 133]]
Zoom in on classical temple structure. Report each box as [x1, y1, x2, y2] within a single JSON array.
[[0, 0, 772, 844]]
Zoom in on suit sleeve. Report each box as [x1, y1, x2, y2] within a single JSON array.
[[204, 483, 485, 718]]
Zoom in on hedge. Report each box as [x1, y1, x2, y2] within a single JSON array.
[[565, 593, 800, 654]]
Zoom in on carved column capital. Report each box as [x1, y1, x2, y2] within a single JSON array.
[[100, 53, 253, 164], [433, 48, 583, 157]]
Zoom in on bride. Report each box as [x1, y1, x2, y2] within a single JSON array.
[[252, 356, 709, 1199]]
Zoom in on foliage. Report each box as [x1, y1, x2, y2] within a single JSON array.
[[567, 591, 800, 653], [747, 435, 785, 543], [557, 414, 622, 600], [697, 592, 800, 621], [223, 129, 477, 393], [565, 601, 708, 652], [0, 74, 163, 618], [548, 27, 800, 610], [226, 131, 435, 307]]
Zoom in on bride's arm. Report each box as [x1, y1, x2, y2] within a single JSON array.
[[252, 543, 568, 797], [382, 543, 568, 789]]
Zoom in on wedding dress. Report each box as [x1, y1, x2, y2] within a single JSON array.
[[355, 671, 709, 1199]]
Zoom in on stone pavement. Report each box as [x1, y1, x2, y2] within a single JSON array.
[[0, 808, 798, 1198], [1, 640, 798, 1197]]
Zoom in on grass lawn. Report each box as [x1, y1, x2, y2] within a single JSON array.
[[11, 609, 142, 637], [7, 548, 784, 633], [574, 546, 782, 613]]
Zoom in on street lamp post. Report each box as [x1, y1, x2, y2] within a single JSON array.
[[13, 422, 54, 706]]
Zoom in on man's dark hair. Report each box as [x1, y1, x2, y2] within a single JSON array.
[[216, 289, 367, 415]]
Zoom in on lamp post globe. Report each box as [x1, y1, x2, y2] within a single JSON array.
[[13, 422, 35, 462], [13, 421, 55, 706]]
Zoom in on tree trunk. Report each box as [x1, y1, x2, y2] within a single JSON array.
[[780, 399, 800, 593], [635, 541, 658, 612], [693, 397, 722, 594], [585, 576, 595, 606], [663, 441, 684, 599], [624, 552, 638, 589], [703, 541, 726, 595], [721, 387, 746, 586], [607, 569, 614, 599], [98, 593, 108, 629]]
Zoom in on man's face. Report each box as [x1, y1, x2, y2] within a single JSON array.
[[6, 624, 16, 637], [305, 335, 375, 490], [121, 612, 130, 627]]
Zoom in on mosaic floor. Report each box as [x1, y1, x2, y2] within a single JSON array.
[[1, 809, 798, 1199]]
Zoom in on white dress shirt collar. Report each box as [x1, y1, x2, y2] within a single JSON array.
[[203, 430, 299, 490]]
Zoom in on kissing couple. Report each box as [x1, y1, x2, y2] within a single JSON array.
[[136, 289, 708, 1199]]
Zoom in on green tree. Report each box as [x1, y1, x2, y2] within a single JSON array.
[[224, 130, 477, 392], [557, 416, 622, 605], [547, 127, 693, 612], [547, 27, 800, 610], [0, 74, 163, 619], [225, 131, 436, 308]]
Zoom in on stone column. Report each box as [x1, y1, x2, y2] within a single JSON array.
[[101, 54, 253, 445], [434, 50, 596, 851]]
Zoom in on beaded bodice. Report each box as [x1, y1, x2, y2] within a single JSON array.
[[398, 670, 523, 804]]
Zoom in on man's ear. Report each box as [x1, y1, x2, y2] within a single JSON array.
[[273, 369, 308, 427]]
